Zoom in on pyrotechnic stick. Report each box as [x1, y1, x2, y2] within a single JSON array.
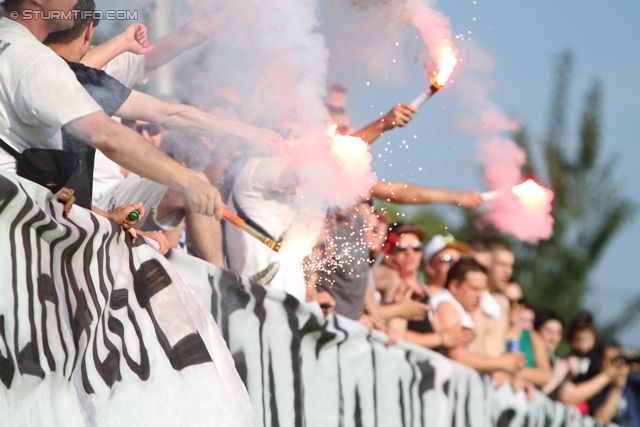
[[222, 208, 282, 253], [410, 83, 441, 109], [127, 210, 140, 223], [481, 190, 503, 202]]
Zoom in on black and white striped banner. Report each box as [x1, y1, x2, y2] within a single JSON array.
[[0, 171, 614, 427], [0, 172, 256, 427], [169, 250, 615, 427]]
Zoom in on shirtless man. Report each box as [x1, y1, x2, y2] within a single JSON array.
[[470, 240, 514, 357], [432, 258, 524, 374]]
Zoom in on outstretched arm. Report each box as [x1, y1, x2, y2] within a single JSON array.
[[81, 23, 153, 69], [144, 11, 221, 74], [65, 111, 222, 218], [115, 90, 281, 150], [370, 181, 483, 209], [352, 104, 417, 145]]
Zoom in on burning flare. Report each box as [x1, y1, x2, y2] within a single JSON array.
[[411, 41, 458, 108], [326, 125, 370, 176], [432, 43, 457, 88], [482, 179, 553, 209], [511, 179, 548, 209]]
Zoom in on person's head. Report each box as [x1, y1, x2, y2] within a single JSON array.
[[504, 280, 523, 301], [445, 257, 488, 312], [519, 301, 535, 331], [134, 120, 165, 148], [486, 240, 514, 294], [5, 0, 80, 35], [535, 309, 565, 353], [600, 340, 623, 370], [469, 239, 491, 269], [384, 222, 426, 275], [36, 0, 94, 48], [423, 234, 471, 289], [360, 201, 389, 254], [567, 311, 597, 356], [206, 85, 241, 119]]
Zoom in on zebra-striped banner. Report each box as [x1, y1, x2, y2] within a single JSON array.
[[0, 172, 256, 427], [168, 250, 615, 427], [0, 171, 614, 427]]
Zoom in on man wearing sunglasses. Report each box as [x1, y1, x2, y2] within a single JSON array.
[[372, 226, 475, 349]]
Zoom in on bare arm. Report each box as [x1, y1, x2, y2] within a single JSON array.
[[519, 331, 552, 387], [377, 288, 431, 321], [65, 111, 222, 218], [364, 283, 381, 319], [352, 104, 417, 145], [81, 23, 153, 69], [556, 373, 612, 405], [405, 330, 444, 349], [437, 302, 523, 374], [370, 182, 483, 209], [594, 386, 624, 424], [115, 91, 280, 149], [542, 358, 572, 395], [144, 12, 220, 74]]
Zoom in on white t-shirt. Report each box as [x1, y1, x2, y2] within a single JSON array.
[[430, 289, 475, 330], [226, 157, 306, 301], [92, 52, 147, 201], [0, 18, 101, 172]]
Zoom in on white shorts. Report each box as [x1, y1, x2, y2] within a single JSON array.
[[94, 173, 183, 231]]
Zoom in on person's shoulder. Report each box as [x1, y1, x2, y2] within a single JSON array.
[[494, 293, 510, 308], [438, 300, 462, 321]]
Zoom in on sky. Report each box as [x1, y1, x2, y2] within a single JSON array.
[[99, 0, 639, 343]]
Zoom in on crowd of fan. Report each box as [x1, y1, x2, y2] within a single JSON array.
[[0, 1, 638, 425]]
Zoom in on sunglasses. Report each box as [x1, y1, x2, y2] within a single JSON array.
[[136, 124, 162, 137], [509, 298, 527, 305], [390, 240, 424, 254]]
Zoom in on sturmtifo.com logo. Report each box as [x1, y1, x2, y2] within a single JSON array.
[[9, 10, 138, 21]]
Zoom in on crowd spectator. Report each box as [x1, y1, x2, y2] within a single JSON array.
[[470, 240, 514, 358], [535, 309, 575, 395], [431, 258, 525, 374], [593, 340, 638, 425], [552, 311, 629, 415], [505, 295, 551, 387]]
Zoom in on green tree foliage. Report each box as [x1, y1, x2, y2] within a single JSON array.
[[511, 51, 636, 334]]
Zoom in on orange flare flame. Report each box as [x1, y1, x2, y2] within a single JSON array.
[[326, 125, 370, 175], [431, 43, 458, 87], [512, 179, 550, 209]]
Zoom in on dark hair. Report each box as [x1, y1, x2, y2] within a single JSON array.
[[43, 0, 96, 45], [567, 310, 596, 342], [2, 0, 23, 13], [468, 239, 489, 254], [534, 308, 565, 332], [445, 257, 487, 289], [486, 238, 512, 254]]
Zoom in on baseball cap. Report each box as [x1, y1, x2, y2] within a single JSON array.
[[422, 234, 471, 264]]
